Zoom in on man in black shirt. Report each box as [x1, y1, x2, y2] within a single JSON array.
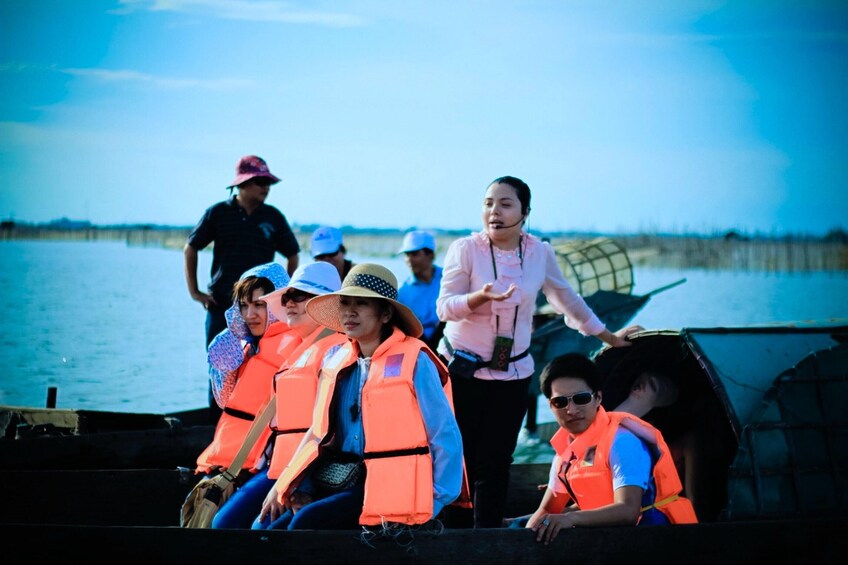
[[183, 155, 300, 418]]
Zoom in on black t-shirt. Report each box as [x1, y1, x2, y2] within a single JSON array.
[[188, 197, 300, 302], [342, 259, 354, 280]]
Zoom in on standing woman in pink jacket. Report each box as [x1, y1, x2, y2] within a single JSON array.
[[436, 175, 637, 529]]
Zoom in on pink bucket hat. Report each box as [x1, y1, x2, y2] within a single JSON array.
[[227, 155, 281, 188]]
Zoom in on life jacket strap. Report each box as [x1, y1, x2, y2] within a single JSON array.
[[363, 446, 430, 460], [223, 406, 256, 421], [641, 494, 679, 513], [272, 427, 310, 435]]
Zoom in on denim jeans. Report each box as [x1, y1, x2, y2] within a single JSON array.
[[211, 469, 276, 529], [253, 481, 366, 530]]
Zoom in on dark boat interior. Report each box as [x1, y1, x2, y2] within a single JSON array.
[[597, 333, 740, 523]]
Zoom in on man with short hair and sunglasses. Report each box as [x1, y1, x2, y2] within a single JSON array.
[[184, 155, 300, 420], [524, 353, 696, 544]]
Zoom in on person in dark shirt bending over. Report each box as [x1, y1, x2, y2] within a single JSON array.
[[184, 155, 300, 419]]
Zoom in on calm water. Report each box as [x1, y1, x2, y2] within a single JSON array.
[[1, 240, 846, 414]]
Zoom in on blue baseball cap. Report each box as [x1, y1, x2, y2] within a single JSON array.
[[398, 230, 436, 254], [310, 226, 344, 258]]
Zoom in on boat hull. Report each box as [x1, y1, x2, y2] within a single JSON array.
[[0, 464, 550, 527], [0, 406, 213, 470], [5, 518, 846, 564]]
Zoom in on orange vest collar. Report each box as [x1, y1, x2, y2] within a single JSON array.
[[550, 405, 611, 460]]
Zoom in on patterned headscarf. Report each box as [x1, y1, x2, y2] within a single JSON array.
[[208, 263, 290, 405]]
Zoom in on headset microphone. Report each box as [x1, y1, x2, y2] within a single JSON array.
[[493, 215, 526, 229]]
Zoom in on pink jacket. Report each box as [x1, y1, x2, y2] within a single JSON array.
[[436, 230, 605, 381]]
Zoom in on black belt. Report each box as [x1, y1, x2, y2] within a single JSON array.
[[442, 336, 530, 368]]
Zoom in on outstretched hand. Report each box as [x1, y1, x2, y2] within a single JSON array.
[[481, 282, 516, 301], [467, 282, 517, 310]]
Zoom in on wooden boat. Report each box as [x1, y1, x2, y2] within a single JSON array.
[[5, 518, 847, 563], [0, 405, 214, 471], [592, 319, 848, 522], [3, 320, 847, 562]]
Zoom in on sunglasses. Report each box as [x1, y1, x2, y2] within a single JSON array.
[[280, 290, 312, 306], [252, 178, 273, 187], [549, 391, 595, 409]]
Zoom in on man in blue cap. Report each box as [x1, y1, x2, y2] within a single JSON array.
[[397, 230, 444, 351], [310, 226, 354, 280]]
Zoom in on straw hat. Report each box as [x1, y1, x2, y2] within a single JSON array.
[[306, 263, 423, 338], [260, 262, 342, 322]]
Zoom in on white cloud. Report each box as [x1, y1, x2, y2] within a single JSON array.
[[0, 62, 254, 91], [0, 62, 57, 73], [114, 0, 366, 27], [61, 67, 255, 90]]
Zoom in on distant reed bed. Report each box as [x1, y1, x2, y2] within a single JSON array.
[[2, 226, 845, 273]]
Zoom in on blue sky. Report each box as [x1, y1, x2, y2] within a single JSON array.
[[1, 0, 846, 235]]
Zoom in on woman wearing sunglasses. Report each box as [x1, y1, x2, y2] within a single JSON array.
[[259, 263, 349, 495], [255, 263, 465, 531], [527, 353, 696, 545], [203, 262, 345, 529]]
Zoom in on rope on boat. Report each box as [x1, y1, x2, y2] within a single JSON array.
[[358, 518, 445, 556]]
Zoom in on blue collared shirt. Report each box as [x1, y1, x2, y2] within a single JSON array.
[[333, 350, 463, 518], [398, 265, 443, 340]]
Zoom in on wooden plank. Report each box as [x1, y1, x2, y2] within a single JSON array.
[[4, 518, 846, 563], [0, 426, 214, 470], [1, 406, 81, 434], [0, 469, 201, 526], [0, 465, 549, 527], [0, 405, 184, 436]]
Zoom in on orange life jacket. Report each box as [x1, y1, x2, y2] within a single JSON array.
[[274, 327, 469, 525], [196, 322, 301, 474], [550, 406, 698, 524], [266, 327, 348, 479]]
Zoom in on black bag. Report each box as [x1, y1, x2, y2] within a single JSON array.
[[447, 349, 484, 379], [312, 452, 364, 493]]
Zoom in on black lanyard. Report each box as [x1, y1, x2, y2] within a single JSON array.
[[488, 237, 523, 337]]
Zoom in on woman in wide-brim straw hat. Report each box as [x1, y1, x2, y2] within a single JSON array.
[[305, 262, 423, 340], [205, 262, 347, 529], [255, 263, 467, 531]]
